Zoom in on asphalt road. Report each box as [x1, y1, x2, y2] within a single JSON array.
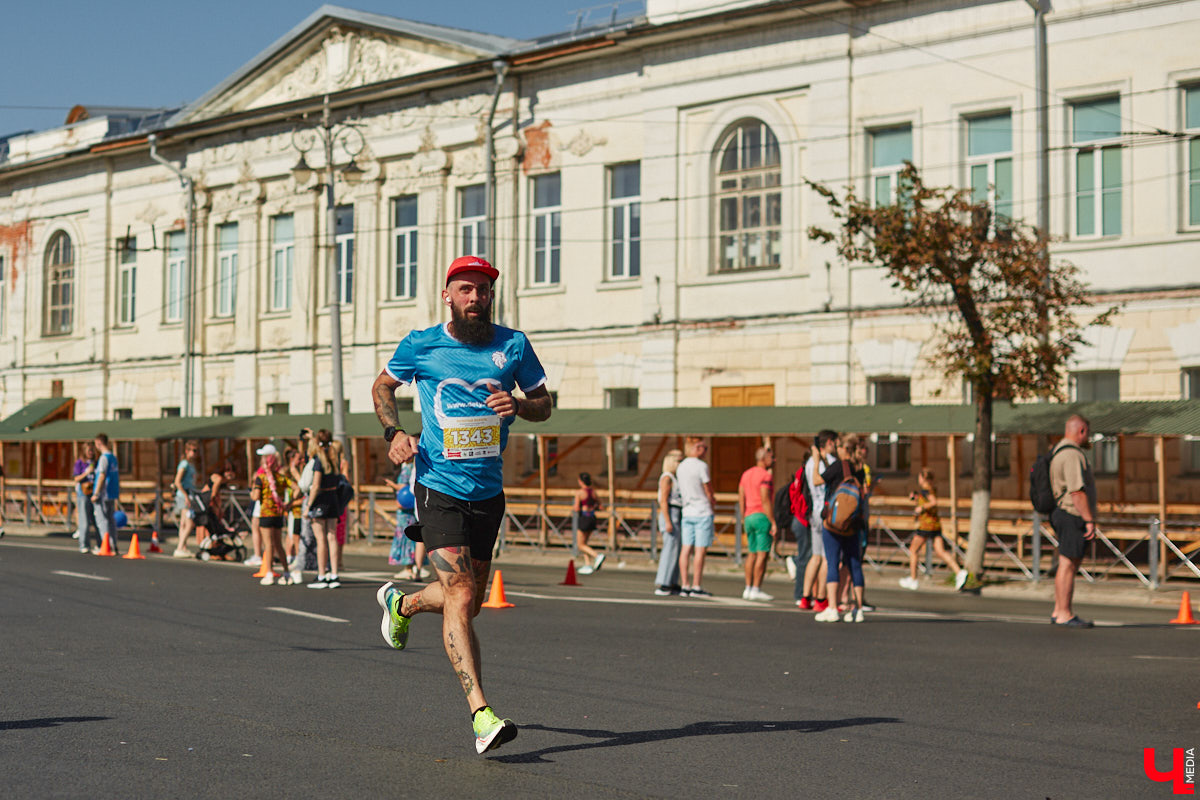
[[2, 537, 1196, 799]]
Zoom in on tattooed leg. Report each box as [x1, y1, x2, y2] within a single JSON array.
[[430, 546, 487, 710]]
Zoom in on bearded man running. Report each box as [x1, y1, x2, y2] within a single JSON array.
[[372, 255, 552, 754]]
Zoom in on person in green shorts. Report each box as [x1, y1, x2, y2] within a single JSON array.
[[738, 447, 777, 601]]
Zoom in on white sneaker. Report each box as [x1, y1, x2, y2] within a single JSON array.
[[785, 556, 797, 580], [290, 569, 303, 585], [593, 554, 606, 572], [814, 607, 841, 623], [955, 569, 969, 590], [752, 587, 774, 601], [326, 574, 341, 588], [244, 555, 263, 567], [899, 576, 920, 591], [742, 586, 752, 600], [577, 565, 594, 575], [259, 573, 276, 586], [307, 575, 329, 589], [844, 607, 864, 623]]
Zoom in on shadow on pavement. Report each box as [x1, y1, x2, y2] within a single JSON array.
[[0, 716, 110, 731], [492, 716, 901, 763]]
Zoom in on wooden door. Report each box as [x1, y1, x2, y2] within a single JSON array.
[[709, 384, 775, 493]]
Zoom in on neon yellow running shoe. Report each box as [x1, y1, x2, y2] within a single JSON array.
[[376, 582, 410, 650], [473, 706, 518, 754]]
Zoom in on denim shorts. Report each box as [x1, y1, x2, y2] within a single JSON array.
[[681, 515, 715, 548]]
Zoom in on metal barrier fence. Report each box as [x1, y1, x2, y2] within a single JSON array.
[[8, 479, 1199, 588]]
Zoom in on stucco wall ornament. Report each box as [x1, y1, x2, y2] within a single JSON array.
[[559, 129, 608, 157]]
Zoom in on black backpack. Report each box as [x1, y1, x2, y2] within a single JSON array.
[[773, 483, 794, 530], [1029, 444, 1081, 515]]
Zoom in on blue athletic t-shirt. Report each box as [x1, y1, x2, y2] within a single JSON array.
[[98, 452, 120, 500], [384, 323, 547, 501]]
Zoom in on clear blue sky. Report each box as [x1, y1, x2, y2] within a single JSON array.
[[1, 1, 642, 137]]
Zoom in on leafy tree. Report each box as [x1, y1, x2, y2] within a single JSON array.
[[807, 163, 1116, 578]]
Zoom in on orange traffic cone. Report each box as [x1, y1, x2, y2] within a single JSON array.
[[252, 560, 271, 578], [560, 559, 579, 586], [1170, 591, 1198, 625], [481, 570, 515, 609], [148, 533, 163, 554], [122, 534, 146, 560], [97, 532, 117, 557]]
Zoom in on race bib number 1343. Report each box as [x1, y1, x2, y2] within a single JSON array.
[[442, 415, 501, 460]]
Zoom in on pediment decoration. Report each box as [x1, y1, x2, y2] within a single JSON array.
[[185, 24, 475, 123]]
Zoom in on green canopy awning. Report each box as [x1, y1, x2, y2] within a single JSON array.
[[4, 400, 1199, 442]]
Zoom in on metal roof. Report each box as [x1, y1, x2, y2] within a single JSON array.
[[0, 398, 74, 435], [5, 401, 1199, 443]]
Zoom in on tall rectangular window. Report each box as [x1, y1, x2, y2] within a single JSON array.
[[532, 173, 562, 285], [335, 205, 354, 304], [966, 112, 1014, 224], [459, 185, 487, 258], [117, 236, 137, 325], [870, 126, 913, 206], [1073, 97, 1122, 237], [393, 195, 418, 299], [608, 163, 641, 279], [270, 214, 294, 312], [216, 223, 238, 317], [165, 230, 184, 323], [1186, 86, 1200, 227]]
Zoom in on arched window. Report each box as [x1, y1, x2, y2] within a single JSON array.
[[44, 230, 74, 335], [715, 120, 781, 272]]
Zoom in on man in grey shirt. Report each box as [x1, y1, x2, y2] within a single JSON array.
[[676, 436, 716, 597]]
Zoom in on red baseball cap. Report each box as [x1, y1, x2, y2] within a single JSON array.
[[445, 255, 499, 285]]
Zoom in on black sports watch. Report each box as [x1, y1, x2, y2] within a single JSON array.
[[383, 425, 402, 443]]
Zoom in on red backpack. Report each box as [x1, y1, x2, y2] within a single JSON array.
[[788, 468, 811, 522]]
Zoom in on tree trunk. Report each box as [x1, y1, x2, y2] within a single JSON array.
[[964, 388, 994, 576]]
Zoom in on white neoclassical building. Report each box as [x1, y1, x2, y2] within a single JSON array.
[[2, 0, 1199, 428]]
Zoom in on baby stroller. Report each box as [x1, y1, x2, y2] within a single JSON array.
[[190, 488, 247, 562]]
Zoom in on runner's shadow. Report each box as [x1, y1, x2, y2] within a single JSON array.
[[0, 716, 110, 731], [492, 716, 900, 763]]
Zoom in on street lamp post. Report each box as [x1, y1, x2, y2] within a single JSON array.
[[291, 95, 365, 452]]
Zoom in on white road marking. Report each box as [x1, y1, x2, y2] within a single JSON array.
[[670, 618, 754, 624], [51, 570, 111, 582], [1133, 654, 1200, 661], [265, 607, 349, 624]]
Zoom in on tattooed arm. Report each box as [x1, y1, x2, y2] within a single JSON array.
[[373, 371, 419, 465]]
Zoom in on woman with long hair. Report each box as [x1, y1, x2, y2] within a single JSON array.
[[72, 442, 98, 553], [250, 444, 293, 585], [306, 429, 346, 589], [654, 448, 685, 595]]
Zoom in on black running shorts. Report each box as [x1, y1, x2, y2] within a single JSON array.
[[413, 483, 505, 562]]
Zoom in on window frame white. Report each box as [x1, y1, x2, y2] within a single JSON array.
[[1185, 85, 1200, 229], [116, 236, 137, 326], [215, 223, 238, 318], [334, 205, 354, 305], [868, 125, 914, 207], [714, 120, 782, 273], [269, 214, 294, 312], [531, 173, 562, 286], [964, 112, 1014, 225], [1071, 96, 1123, 239], [459, 184, 487, 259], [44, 230, 75, 336], [608, 162, 641, 280], [392, 195, 419, 300], [164, 230, 184, 323]]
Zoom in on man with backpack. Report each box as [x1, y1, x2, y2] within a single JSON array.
[[800, 430, 839, 612], [1042, 415, 1098, 628]]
